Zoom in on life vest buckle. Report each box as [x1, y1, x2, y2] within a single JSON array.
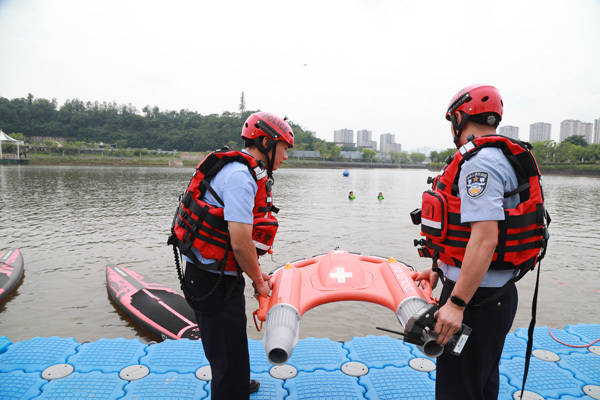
[[410, 208, 422, 225], [542, 227, 549, 241], [414, 238, 426, 247]]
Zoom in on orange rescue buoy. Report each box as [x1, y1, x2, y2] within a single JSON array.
[[253, 249, 437, 364]]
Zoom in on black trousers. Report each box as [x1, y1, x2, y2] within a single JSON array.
[[435, 280, 518, 400], [184, 262, 250, 400]]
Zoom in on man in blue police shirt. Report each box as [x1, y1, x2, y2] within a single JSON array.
[[181, 112, 293, 399], [418, 84, 520, 399]]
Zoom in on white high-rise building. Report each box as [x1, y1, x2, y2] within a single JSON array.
[[581, 122, 594, 145], [356, 129, 377, 150], [499, 125, 519, 140], [560, 119, 595, 143], [594, 118, 600, 144], [529, 122, 552, 143], [560, 120, 581, 142], [380, 133, 402, 154], [333, 129, 353, 145]]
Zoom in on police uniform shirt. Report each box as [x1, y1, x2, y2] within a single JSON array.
[[440, 147, 520, 287], [183, 151, 258, 275]]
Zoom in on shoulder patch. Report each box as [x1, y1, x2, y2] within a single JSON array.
[[465, 171, 489, 198]]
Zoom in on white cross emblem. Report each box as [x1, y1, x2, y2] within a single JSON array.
[[329, 267, 352, 283]]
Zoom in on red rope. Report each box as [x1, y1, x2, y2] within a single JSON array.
[[548, 327, 600, 348]]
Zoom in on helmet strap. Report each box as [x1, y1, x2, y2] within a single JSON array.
[[255, 137, 276, 180], [268, 143, 277, 181], [451, 112, 469, 148]]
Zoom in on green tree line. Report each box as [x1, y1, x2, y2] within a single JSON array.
[[0, 94, 442, 163], [0, 94, 332, 153], [429, 135, 600, 165]]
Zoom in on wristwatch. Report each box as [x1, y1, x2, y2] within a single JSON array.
[[450, 295, 467, 308]]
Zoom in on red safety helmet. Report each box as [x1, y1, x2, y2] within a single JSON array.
[[446, 84, 503, 146], [445, 84, 503, 125], [242, 112, 294, 148]]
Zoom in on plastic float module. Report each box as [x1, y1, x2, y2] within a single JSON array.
[[253, 249, 471, 364]]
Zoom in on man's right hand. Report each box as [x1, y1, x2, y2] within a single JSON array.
[[253, 278, 271, 297]]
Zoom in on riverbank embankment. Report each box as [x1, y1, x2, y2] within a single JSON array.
[[427, 162, 600, 177], [22, 153, 425, 169], [12, 154, 600, 176]]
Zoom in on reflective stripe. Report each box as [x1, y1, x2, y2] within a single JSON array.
[[422, 218, 441, 229], [254, 167, 267, 180], [253, 240, 269, 250], [459, 141, 475, 155], [266, 197, 272, 202]]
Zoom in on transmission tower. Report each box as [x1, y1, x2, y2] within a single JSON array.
[[239, 91, 246, 115]]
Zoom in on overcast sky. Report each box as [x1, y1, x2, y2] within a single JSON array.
[[1, 0, 598, 151]]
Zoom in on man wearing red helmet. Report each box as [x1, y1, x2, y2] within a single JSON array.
[[169, 111, 293, 399], [415, 85, 548, 399]]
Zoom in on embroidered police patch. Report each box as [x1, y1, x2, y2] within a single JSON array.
[[466, 171, 488, 198]]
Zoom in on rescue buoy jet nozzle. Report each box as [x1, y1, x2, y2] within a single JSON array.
[[403, 303, 472, 358], [255, 250, 441, 364]]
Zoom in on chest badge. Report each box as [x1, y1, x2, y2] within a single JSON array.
[[466, 171, 488, 198]]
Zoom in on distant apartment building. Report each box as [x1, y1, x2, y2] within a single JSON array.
[[560, 120, 582, 142], [499, 125, 519, 140], [581, 122, 594, 145], [560, 119, 595, 144], [333, 129, 353, 145], [379, 133, 402, 154], [594, 118, 600, 144], [529, 122, 552, 143], [356, 129, 377, 150]]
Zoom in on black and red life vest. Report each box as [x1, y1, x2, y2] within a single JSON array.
[[169, 149, 279, 272], [413, 135, 550, 280]]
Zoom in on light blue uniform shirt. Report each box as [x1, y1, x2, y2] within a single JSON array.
[[183, 151, 258, 275], [440, 147, 520, 287]]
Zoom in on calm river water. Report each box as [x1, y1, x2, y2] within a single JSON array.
[[0, 165, 599, 343]]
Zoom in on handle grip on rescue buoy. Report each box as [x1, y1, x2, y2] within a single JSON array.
[[402, 303, 472, 358], [414, 272, 434, 300], [253, 294, 270, 331]]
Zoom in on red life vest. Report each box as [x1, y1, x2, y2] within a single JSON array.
[[413, 135, 550, 280], [169, 149, 279, 272]]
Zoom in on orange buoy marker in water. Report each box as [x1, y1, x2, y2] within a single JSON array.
[[253, 249, 464, 364]]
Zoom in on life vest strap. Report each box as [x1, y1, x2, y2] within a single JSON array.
[[200, 179, 224, 206], [504, 240, 544, 253], [431, 238, 468, 249], [177, 208, 228, 241], [448, 212, 467, 226], [504, 182, 530, 198], [505, 207, 544, 228], [193, 230, 231, 250], [447, 229, 470, 238], [187, 200, 228, 232], [196, 222, 229, 242], [505, 228, 545, 242]]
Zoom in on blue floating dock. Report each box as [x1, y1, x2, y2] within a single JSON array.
[[0, 324, 598, 399]]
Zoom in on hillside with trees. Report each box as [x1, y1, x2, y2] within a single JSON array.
[[0, 94, 333, 154]]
